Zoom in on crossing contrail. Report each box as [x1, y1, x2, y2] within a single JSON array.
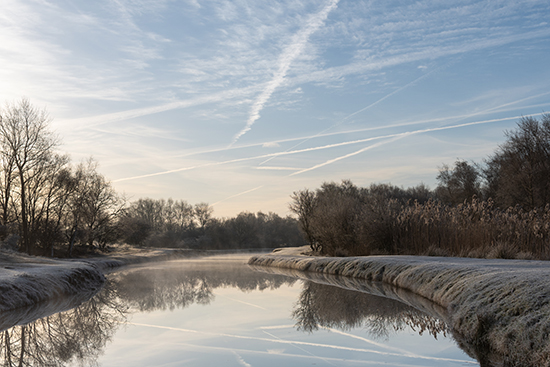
[[230, 0, 340, 146], [259, 63, 444, 165], [113, 113, 543, 183]]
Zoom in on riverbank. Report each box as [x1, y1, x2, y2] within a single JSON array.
[[249, 250, 550, 366], [0, 247, 195, 313]]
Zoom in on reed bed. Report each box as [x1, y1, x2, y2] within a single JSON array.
[[304, 196, 550, 260], [391, 199, 550, 260]]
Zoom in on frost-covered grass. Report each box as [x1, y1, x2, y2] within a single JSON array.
[[249, 251, 550, 366], [0, 248, 194, 315]]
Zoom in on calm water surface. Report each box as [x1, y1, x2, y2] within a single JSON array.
[[0, 254, 479, 366]]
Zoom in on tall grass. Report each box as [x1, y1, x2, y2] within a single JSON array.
[[297, 194, 550, 259], [390, 199, 550, 259]]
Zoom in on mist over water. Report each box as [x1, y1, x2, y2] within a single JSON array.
[[0, 254, 479, 366]]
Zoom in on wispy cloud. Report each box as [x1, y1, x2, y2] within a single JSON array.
[[230, 0, 340, 146], [113, 113, 543, 183], [291, 27, 550, 87], [44, 6, 549, 132]]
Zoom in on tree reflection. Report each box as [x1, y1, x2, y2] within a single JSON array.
[[0, 258, 296, 366], [110, 260, 296, 312], [292, 281, 448, 340], [0, 280, 126, 366], [0, 259, 455, 366]]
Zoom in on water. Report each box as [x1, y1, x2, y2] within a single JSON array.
[[0, 254, 479, 366]]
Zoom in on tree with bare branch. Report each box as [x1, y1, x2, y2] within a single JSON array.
[[0, 98, 58, 254]]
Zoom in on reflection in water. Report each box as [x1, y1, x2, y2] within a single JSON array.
[[0, 258, 297, 366], [0, 256, 477, 366], [111, 259, 295, 312], [293, 281, 448, 340], [0, 281, 126, 367]]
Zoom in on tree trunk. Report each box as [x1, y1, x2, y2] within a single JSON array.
[[18, 170, 31, 255], [68, 227, 77, 257]]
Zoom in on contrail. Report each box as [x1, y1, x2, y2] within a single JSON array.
[[323, 327, 419, 357], [262, 330, 339, 367], [289, 134, 408, 176], [160, 341, 477, 365], [211, 185, 264, 207], [232, 351, 252, 367], [113, 113, 544, 183], [127, 322, 476, 363], [165, 99, 550, 161], [55, 29, 550, 132], [260, 62, 444, 165], [218, 294, 267, 310], [55, 85, 257, 130], [288, 112, 547, 176], [258, 65, 541, 166], [230, 0, 340, 146]]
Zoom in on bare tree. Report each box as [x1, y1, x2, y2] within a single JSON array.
[[0, 139, 16, 227], [65, 159, 124, 255], [289, 189, 319, 252], [194, 202, 213, 229], [484, 115, 550, 209], [0, 98, 58, 254], [435, 160, 481, 205]]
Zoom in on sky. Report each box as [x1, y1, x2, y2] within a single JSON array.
[[1, 0, 550, 218]]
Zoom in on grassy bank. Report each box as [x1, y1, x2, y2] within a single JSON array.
[[249, 252, 550, 366], [0, 247, 195, 314]]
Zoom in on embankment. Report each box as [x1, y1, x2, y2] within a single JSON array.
[[249, 253, 550, 366], [0, 248, 194, 313]]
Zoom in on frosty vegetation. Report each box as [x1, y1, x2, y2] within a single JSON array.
[[0, 247, 191, 313], [290, 114, 550, 259]]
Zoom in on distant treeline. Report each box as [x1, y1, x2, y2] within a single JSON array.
[[291, 114, 550, 259], [118, 198, 303, 250]]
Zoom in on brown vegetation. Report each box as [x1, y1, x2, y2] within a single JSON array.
[[290, 114, 550, 259]]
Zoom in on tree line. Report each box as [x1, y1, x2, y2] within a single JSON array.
[[290, 114, 550, 259], [0, 98, 302, 256], [118, 198, 303, 250], [2, 98, 548, 259], [0, 99, 124, 256]]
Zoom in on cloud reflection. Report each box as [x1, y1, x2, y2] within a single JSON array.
[[0, 256, 482, 366]]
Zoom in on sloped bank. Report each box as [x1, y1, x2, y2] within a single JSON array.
[[0, 248, 194, 313], [248, 252, 550, 366]]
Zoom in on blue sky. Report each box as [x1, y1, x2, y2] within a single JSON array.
[[1, 0, 550, 217]]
